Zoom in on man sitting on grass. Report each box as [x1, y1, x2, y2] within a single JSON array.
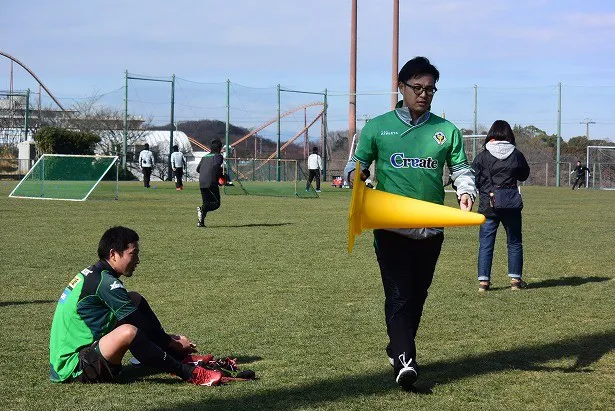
[[49, 226, 222, 386]]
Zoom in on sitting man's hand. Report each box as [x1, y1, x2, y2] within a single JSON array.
[[170, 334, 198, 353]]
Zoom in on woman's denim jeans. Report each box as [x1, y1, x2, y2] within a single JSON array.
[[478, 212, 523, 282]]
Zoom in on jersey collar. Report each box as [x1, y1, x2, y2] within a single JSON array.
[[95, 260, 120, 278], [394, 102, 430, 127]]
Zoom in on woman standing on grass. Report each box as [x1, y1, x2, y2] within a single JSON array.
[[472, 120, 530, 292]]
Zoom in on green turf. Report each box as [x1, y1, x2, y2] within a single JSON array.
[[0, 181, 614, 410]]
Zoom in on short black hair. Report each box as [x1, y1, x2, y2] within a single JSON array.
[[485, 120, 516, 146], [398, 57, 440, 84], [210, 139, 223, 153], [173, 145, 179, 151], [144, 143, 149, 149], [312, 147, 318, 153], [97, 226, 139, 260]]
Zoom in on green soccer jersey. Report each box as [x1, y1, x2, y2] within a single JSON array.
[[49, 261, 137, 382], [352, 109, 473, 205]]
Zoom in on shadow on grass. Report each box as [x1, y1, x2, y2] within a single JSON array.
[[479, 276, 610, 292], [526, 276, 610, 289], [0, 299, 55, 307], [421, 329, 615, 389], [145, 330, 615, 411], [212, 223, 293, 228]]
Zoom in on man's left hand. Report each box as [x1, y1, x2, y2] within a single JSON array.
[[459, 193, 474, 211], [170, 334, 198, 353]]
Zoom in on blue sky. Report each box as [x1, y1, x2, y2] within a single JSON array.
[[2, 0, 615, 140]]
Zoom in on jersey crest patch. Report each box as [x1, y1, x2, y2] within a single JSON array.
[[433, 131, 446, 145]]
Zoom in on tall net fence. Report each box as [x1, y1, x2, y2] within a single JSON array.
[[3, 74, 614, 190]]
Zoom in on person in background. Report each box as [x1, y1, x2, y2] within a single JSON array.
[[343, 56, 477, 391], [49, 226, 222, 386], [306, 146, 323, 192], [171, 145, 186, 191], [571, 160, 591, 189], [196, 139, 224, 227], [138, 143, 154, 188], [472, 120, 530, 292]]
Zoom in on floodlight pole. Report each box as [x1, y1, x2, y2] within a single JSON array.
[[391, 0, 399, 110], [349, 0, 357, 143]]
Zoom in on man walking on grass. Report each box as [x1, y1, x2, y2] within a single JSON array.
[[306, 146, 323, 192], [196, 139, 224, 227], [138, 143, 154, 188], [344, 56, 476, 391]]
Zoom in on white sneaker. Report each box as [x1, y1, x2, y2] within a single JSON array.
[[395, 354, 418, 390], [316, 190, 321, 193]]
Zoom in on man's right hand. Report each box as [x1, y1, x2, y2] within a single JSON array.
[[348, 170, 368, 188]]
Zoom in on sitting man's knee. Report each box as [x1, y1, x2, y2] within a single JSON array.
[[115, 324, 138, 343]]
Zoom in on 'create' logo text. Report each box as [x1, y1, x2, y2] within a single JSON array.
[[390, 153, 438, 169]]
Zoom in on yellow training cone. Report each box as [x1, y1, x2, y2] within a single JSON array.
[[348, 162, 485, 252]]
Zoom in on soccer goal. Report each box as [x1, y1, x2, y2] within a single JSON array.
[[9, 154, 119, 201], [586, 146, 615, 190], [223, 158, 318, 198]]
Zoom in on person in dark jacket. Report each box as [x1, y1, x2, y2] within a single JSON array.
[[570, 160, 591, 189], [472, 120, 530, 292], [196, 139, 224, 227]]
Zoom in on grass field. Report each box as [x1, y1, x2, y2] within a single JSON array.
[[1, 180, 614, 411]]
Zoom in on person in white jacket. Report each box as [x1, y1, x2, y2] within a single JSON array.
[[171, 145, 186, 190], [138, 144, 155, 188], [306, 147, 323, 192]]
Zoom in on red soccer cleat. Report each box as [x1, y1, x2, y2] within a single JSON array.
[[188, 366, 222, 386]]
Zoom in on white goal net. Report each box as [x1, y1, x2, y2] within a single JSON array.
[[586, 146, 615, 190]]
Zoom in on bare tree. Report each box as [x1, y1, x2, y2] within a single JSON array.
[[70, 95, 151, 159]]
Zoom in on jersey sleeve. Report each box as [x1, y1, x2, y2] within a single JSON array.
[[353, 122, 377, 167], [344, 122, 377, 180], [97, 273, 137, 321]]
